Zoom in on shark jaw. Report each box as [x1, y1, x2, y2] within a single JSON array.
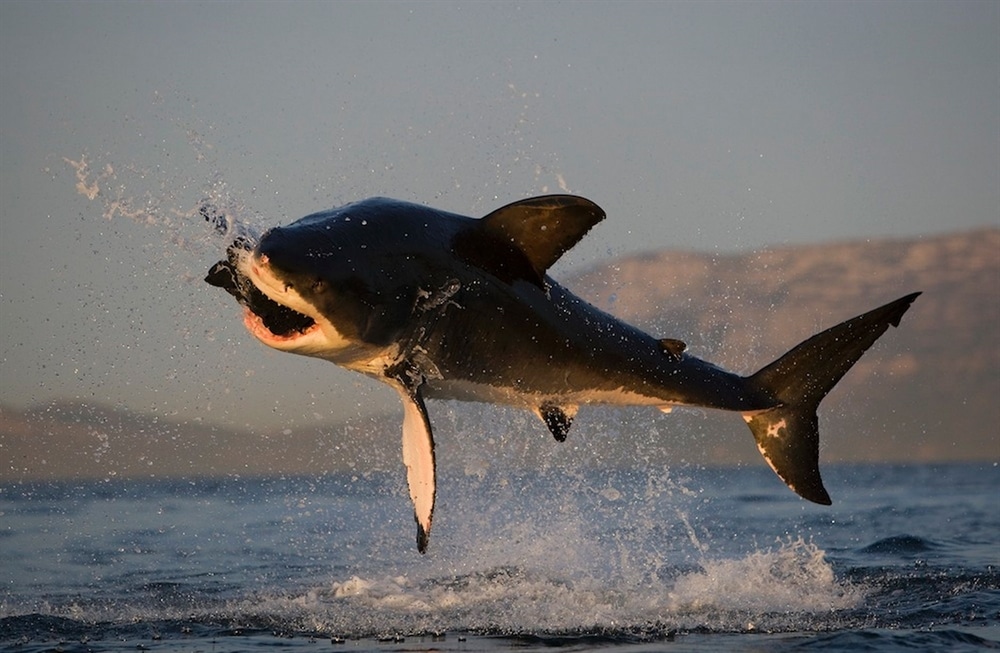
[[203, 241, 397, 372], [236, 252, 344, 357]]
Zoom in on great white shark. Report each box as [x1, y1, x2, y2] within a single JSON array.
[[205, 195, 920, 553]]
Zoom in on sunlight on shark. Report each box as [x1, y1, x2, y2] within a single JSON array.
[[205, 195, 920, 553]]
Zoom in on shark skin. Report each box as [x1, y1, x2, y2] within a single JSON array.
[[205, 195, 920, 553]]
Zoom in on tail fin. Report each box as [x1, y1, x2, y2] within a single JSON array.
[[744, 293, 921, 504]]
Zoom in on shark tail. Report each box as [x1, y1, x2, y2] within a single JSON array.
[[743, 292, 921, 504]]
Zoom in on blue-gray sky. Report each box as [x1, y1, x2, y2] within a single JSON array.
[[1, 1, 997, 430]]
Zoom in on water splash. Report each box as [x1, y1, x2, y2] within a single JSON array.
[[215, 538, 862, 638], [61, 129, 265, 264], [667, 538, 862, 616]]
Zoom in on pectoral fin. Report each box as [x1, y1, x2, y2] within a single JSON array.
[[398, 386, 436, 553]]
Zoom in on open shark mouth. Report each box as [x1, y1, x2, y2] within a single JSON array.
[[205, 256, 315, 339], [202, 205, 317, 340]]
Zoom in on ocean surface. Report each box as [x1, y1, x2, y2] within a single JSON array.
[[1, 461, 997, 652]]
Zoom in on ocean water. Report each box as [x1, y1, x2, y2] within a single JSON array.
[[1, 460, 997, 652]]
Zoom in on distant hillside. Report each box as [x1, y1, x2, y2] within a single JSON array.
[[0, 400, 400, 483], [566, 227, 1000, 463], [1, 228, 997, 482]]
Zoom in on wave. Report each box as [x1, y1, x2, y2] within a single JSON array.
[[858, 534, 938, 555]]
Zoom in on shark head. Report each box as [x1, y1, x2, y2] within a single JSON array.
[[205, 198, 453, 370], [206, 195, 608, 365], [205, 223, 369, 363]]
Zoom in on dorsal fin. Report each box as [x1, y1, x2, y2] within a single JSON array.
[[478, 195, 605, 279]]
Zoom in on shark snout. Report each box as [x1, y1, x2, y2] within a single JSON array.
[[255, 225, 293, 259]]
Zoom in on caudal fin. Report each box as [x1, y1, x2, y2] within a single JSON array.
[[744, 293, 921, 504]]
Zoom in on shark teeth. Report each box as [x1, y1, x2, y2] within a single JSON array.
[[250, 287, 315, 337]]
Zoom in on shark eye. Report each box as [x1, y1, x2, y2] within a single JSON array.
[[312, 279, 326, 292]]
